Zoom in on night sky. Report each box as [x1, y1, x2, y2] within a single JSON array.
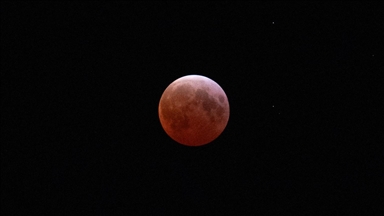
[[2, 2, 382, 215]]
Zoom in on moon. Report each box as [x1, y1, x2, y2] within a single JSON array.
[[158, 75, 230, 146]]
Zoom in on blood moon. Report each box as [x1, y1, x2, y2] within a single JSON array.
[[158, 75, 230, 146]]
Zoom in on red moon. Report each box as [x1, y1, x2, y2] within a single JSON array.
[[158, 75, 230, 146]]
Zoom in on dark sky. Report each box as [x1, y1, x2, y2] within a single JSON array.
[[2, 1, 382, 215]]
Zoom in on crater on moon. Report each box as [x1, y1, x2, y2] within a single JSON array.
[[218, 95, 224, 103]]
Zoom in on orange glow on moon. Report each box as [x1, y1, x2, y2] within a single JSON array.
[[158, 75, 230, 146]]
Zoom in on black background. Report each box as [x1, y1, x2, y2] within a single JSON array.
[[2, 1, 382, 215]]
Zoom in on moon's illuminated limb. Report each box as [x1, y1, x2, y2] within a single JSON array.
[[158, 75, 230, 146]]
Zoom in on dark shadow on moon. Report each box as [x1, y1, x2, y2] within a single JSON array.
[[159, 78, 229, 146]]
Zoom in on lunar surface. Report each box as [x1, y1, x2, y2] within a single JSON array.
[[158, 75, 230, 146]]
